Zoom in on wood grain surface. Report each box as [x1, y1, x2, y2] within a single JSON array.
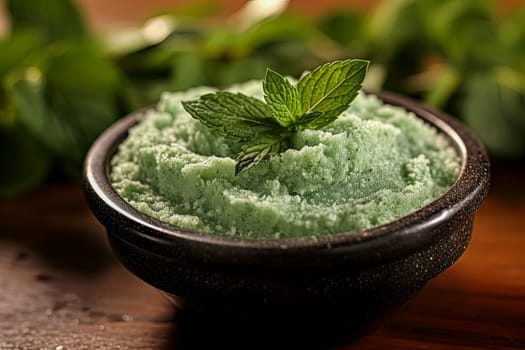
[[1, 161, 524, 349]]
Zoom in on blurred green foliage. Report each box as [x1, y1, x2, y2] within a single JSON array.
[[1, 0, 524, 198]]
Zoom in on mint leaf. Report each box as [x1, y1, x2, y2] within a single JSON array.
[[7, 0, 88, 43], [294, 111, 322, 129], [9, 74, 118, 169], [7, 45, 120, 172], [263, 68, 300, 127], [0, 31, 44, 79], [182, 92, 280, 141], [235, 133, 290, 174], [297, 59, 369, 129], [182, 59, 369, 174]]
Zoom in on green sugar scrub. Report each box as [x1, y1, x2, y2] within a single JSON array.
[[111, 87, 461, 239], [111, 62, 461, 239]]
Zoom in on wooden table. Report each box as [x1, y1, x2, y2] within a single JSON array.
[[1, 161, 524, 350]]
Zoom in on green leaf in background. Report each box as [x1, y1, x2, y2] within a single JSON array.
[[45, 46, 120, 95], [8, 75, 80, 164], [462, 75, 525, 158], [1, 0, 119, 187], [318, 11, 367, 55], [171, 51, 209, 91], [499, 8, 525, 67], [9, 80, 117, 171], [365, 0, 422, 59], [416, 0, 499, 70], [0, 123, 51, 199], [7, 0, 88, 42], [6, 45, 119, 174], [210, 57, 270, 87], [113, 27, 208, 107], [424, 64, 461, 108], [217, 15, 315, 59], [0, 31, 44, 79]]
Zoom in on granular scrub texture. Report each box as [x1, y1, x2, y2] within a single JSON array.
[[111, 81, 461, 239]]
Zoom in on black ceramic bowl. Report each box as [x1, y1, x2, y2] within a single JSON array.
[[84, 92, 489, 349]]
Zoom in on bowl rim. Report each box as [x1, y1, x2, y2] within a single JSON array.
[[84, 91, 490, 267]]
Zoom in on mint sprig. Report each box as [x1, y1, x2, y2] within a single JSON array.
[[182, 59, 369, 174]]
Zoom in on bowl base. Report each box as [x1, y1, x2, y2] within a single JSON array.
[[161, 292, 408, 349]]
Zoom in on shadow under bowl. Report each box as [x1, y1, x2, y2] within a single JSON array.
[[84, 92, 490, 349]]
